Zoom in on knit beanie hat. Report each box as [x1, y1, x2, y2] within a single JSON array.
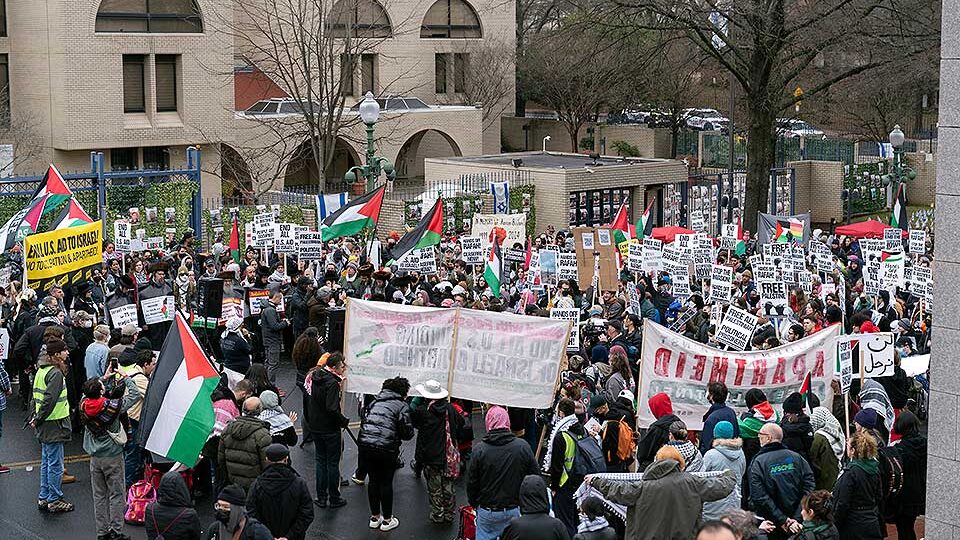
[[855, 408, 879, 430], [782, 392, 804, 414], [260, 390, 280, 411], [217, 485, 247, 506], [713, 420, 735, 440]]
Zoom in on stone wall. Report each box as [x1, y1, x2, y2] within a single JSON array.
[[501, 117, 593, 153], [592, 125, 673, 159], [906, 151, 937, 207], [787, 160, 845, 224]]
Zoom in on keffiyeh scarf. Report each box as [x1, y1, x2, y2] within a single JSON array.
[[810, 406, 846, 461], [542, 414, 579, 472]]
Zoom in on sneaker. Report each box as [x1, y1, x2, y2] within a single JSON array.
[[0, 465, 10, 474], [61, 473, 77, 484], [351, 475, 365, 486], [328, 498, 347, 509], [46, 499, 75, 513], [38, 500, 48, 512], [368, 516, 383, 529], [314, 499, 328, 508], [380, 517, 399, 531]]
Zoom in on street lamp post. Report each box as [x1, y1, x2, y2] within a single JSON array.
[[344, 92, 396, 191], [882, 124, 917, 197]]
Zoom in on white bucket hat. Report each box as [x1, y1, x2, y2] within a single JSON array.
[[415, 379, 449, 400]]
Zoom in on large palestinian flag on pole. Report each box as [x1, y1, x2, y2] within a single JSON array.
[[609, 204, 631, 245], [138, 314, 220, 466], [484, 237, 503, 298], [636, 199, 655, 240], [0, 164, 74, 250], [320, 185, 386, 241], [51, 199, 94, 230], [891, 183, 908, 230], [389, 197, 443, 264]]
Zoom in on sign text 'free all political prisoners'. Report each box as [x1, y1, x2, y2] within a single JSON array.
[[638, 320, 838, 430], [344, 299, 570, 408], [25, 220, 103, 293], [297, 231, 325, 260], [714, 305, 758, 351]]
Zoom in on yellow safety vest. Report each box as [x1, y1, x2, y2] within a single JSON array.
[[560, 432, 577, 487], [33, 365, 69, 421]]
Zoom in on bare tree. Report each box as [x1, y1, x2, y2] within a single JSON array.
[[439, 40, 515, 134], [599, 0, 939, 228], [0, 87, 45, 176]]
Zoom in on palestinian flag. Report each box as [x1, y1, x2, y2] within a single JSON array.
[[891, 183, 908, 230], [775, 218, 804, 243], [229, 213, 241, 264], [881, 251, 903, 264], [484, 237, 502, 298], [734, 215, 746, 256], [389, 198, 443, 264], [138, 314, 220, 466], [0, 164, 74, 250], [799, 371, 813, 411], [635, 200, 655, 240], [320, 185, 385, 241], [51, 199, 94, 230], [609, 204, 632, 245]]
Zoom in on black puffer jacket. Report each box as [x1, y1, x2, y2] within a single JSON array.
[[466, 428, 539, 509], [246, 463, 314, 540], [411, 399, 464, 467], [780, 413, 814, 464], [308, 368, 348, 434], [221, 333, 252, 374], [145, 471, 201, 540], [357, 389, 414, 452]]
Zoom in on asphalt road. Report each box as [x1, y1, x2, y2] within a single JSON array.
[[0, 363, 477, 540]]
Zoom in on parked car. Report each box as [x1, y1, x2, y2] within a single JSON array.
[[777, 118, 825, 138], [684, 108, 729, 132]]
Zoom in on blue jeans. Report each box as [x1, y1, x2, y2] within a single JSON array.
[[476, 506, 520, 540], [314, 431, 342, 502], [39, 442, 64, 503], [123, 420, 142, 488]]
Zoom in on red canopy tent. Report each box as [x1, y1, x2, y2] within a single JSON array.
[[834, 219, 907, 239], [652, 226, 696, 244]]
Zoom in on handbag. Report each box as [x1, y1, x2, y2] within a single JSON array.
[[107, 424, 128, 446], [444, 411, 461, 479]]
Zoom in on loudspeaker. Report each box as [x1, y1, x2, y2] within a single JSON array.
[[197, 278, 224, 319], [326, 308, 346, 354]]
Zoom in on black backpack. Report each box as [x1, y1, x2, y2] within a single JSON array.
[[878, 444, 904, 522]]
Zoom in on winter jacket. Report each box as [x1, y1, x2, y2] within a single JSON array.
[[603, 372, 630, 403], [591, 459, 737, 540], [287, 289, 311, 338], [636, 413, 680, 470], [11, 320, 77, 373], [200, 517, 274, 540], [357, 389, 414, 453], [33, 358, 72, 445], [808, 433, 840, 491], [81, 376, 141, 457], [217, 415, 272, 490], [792, 522, 841, 540], [893, 433, 927, 517], [411, 399, 464, 467], [573, 527, 617, 540], [221, 333, 252, 374], [748, 442, 815, 527], [701, 438, 746, 520], [259, 299, 288, 348], [246, 463, 314, 540], [781, 413, 815, 464], [700, 402, 740, 454], [832, 460, 884, 540], [466, 428, 539, 509], [145, 471, 202, 540], [307, 368, 348, 434], [500, 475, 571, 540]]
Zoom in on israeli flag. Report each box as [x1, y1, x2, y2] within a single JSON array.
[[316, 192, 348, 227], [490, 181, 510, 214]]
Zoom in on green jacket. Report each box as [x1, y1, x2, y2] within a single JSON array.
[[809, 432, 840, 491], [218, 415, 272, 489], [82, 376, 142, 457]]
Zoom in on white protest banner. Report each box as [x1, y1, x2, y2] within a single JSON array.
[[460, 236, 484, 264], [114, 221, 131, 252], [297, 232, 325, 260], [628, 242, 643, 273], [884, 227, 902, 252], [836, 336, 855, 394], [345, 300, 456, 395], [419, 248, 437, 275], [551, 308, 580, 350], [453, 308, 569, 408], [0, 328, 8, 360], [715, 305, 758, 350], [861, 332, 895, 378], [109, 304, 138, 328], [642, 238, 662, 273], [909, 229, 926, 254], [558, 253, 578, 281], [749, 254, 763, 268], [672, 273, 691, 299], [910, 266, 932, 298], [754, 263, 777, 284], [274, 223, 297, 253], [471, 214, 526, 249], [639, 321, 838, 429], [141, 295, 175, 325]]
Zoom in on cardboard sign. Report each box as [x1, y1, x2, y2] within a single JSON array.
[[573, 228, 618, 291], [114, 221, 131, 252], [550, 308, 580, 349], [860, 332, 895, 379], [908, 229, 926, 254], [715, 306, 759, 350], [884, 227, 903, 251], [460, 237, 484, 264]]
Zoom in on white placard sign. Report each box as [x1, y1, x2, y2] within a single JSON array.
[[597, 229, 612, 246], [711, 264, 733, 284], [253, 213, 276, 247], [754, 263, 777, 283], [908, 230, 926, 254], [836, 336, 855, 394], [145, 237, 163, 250], [558, 253, 578, 281], [0, 328, 7, 360], [0, 266, 9, 289], [297, 232, 325, 260], [114, 221, 131, 252], [861, 332, 896, 379], [109, 304, 139, 328], [471, 214, 527, 249], [715, 306, 759, 351], [141, 295, 175, 325], [274, 223, 297, 253], [419, 248, 437, 275], [798, 271, 813, 294], [460, 237, 484, 264], [642, 238, 662, 273], [628, 242, 643, 273], [884, 228, 902, 251], [398, 249, 421, 272], [672, 273, 691, 298], [690, 212, 706, 232], [551, 308, 580, 349], [759, 281, 789, 314]]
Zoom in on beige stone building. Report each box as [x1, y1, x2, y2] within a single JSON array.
[[0, 0, 514, 202]]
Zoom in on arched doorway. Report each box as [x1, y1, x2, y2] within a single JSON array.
[[395, 129, 462, 185], [220, 144, 254, 202], [283, 138, 361, 191]]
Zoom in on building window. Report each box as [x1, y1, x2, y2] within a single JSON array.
[[122, 55, 146, 113], [111, 148, 139, 171], [0, 55, 8, 126], [361, 54, 376, 95], [454, 53, 468, 92], [96, 0, 203, 33], [327, 0, 392, 38], [435, 53, 448, 93], [421, 0, 482, 38], [142, 147, 169, 170], [155, 55, 178, 112], [340, 54, 355, 96], [0, 0, 7, 37]]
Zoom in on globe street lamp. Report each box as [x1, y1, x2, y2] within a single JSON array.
[[345, 92, 396, 191], [881, 124, 917, 197]]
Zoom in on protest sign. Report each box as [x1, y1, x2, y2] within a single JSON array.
[[460, 237, 484, 264], [661, 246, 686, 277], [0, 266, 9, 289], [628, 242, 643, 273], [715, 306, 758, 350], [253, 213, 275, 247], [626, 284, 641, 314], [114, 221, 131, 252], [759, 281, 789, 317], [860, 332, 895, 378], [642, 238, 662, 273], [672, 273, 691, 299], [909, 229, 926, 254], [419, 248, 437, 275], [638, 321, 837, 429], [753, 263, 777, 284], [246, 289, 285, 315], [676, 234, 694, 254], [881, 251, 906, 289], [539, 249, 558, 286], [274, 223, 297, 253], [145, 237, 163, 250], [690, 212, 706, 233], [550, 308, 580, 350], [297, 232, 324, 260], [597, 229, 612, 246], [0, 328, 8, 360], [141, 296, 175, 325], [693, 248, 712, 280], [836, 336, 855, 394], [452, 308, 569, 408], [109, 304, 138, 328], [884, 227, 903, 251], [504, 248, 526, 263], [24, 220, 102, 293], [573, 228, 618, 291], [711, 264, 733, 284], [798, 271, 813, 294], [398, 249, 420, 272], [558, 252, 578, 281], [471, 214, 526, 249], [749, 254, 763, 268]]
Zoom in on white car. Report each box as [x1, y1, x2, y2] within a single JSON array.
[[778, 118, 825, 138], [684, 108, 729, 132]]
